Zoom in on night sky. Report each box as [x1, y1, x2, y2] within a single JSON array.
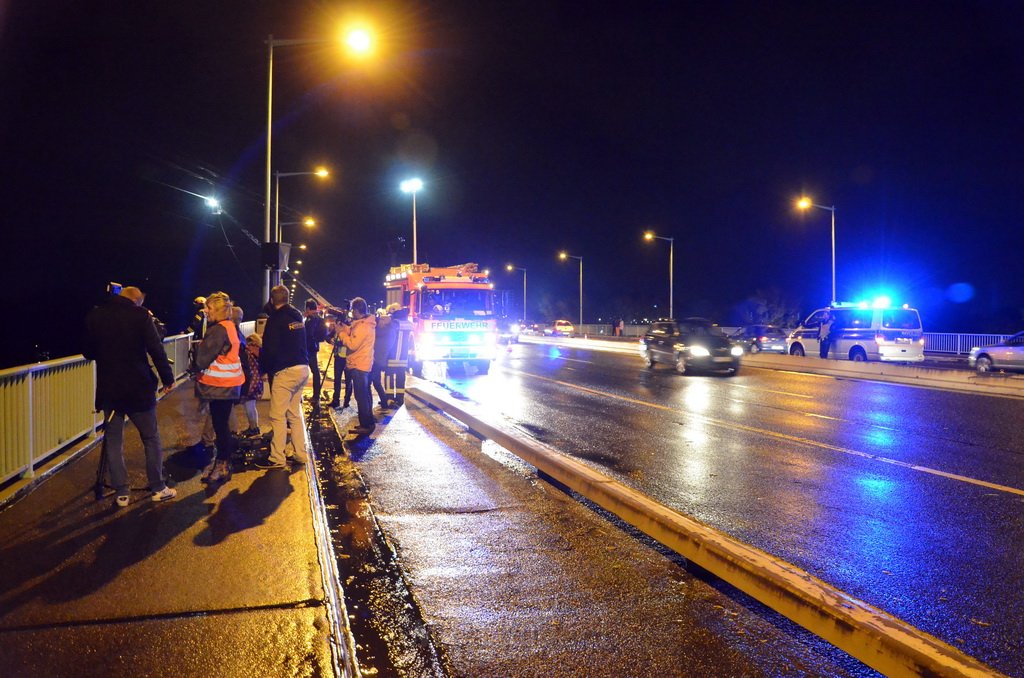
[[3, 1, 1023, 368]]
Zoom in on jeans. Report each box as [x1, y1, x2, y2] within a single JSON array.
[[350, 368, 374, 429], [235, 399, 258, 429], [370, 363, 388, 406], [331, 356, 351, 406], [269, 364, 310, 465], [103, 407, 166, 495]]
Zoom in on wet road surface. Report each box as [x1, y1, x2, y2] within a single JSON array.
[[438, 342, 1024, 676]]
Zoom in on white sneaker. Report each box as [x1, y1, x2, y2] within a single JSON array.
[[115, 495, 130, 508], [151, 486, 177, 502]]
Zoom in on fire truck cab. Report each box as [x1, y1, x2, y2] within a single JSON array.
[[384, 262, 498, 375]]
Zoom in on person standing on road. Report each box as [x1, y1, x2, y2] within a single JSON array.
[[338, 296, 376, 435], [327, 303, 352, 410], [304, 299, 328, 413], [370, 303, 399, 411], [194, 292, 245, 483], [256, 285, 310, 469], [818, 311, 833, 359], [83, 285, 177, 507]]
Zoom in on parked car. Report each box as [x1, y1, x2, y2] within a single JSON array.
[[545, 319, 575, 337], [642, 317, 742, 375], [787, 302, 925, 362], [968, 331, 1024, 373], [730, 325, 788, 354]]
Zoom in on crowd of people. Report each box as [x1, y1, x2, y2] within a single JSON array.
[[84, 284, 411, 507]]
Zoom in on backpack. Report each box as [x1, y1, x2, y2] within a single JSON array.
[[240, 343, 263, 400]]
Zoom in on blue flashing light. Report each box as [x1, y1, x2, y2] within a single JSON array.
[[871, 296, 892, 309]]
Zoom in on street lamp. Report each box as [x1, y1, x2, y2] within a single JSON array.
[[400, 178, 423, 264], [643, 231, 675, 319], [506, 264, 527, 321], [263, 28, 373, 300], [558, 252, 583, 326], [272, 168, 328, 286], [796, 196, 837, 305]]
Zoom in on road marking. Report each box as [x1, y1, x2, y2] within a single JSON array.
[[508, 368, 1024, 498], [729, 383, 815, 399]]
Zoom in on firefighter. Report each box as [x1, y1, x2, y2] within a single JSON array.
[[386, 305, 413, 407]]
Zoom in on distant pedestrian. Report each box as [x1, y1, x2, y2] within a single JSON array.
[[304, 299, 328, 412], [194, 292, 245, 483], [327, 303, 352, 410], [256, 285, 310, 469], [370, 304, 399, 410], [819, 311, 833, 359], [338, 296, 376, 435], [83, 285, 176, 507]]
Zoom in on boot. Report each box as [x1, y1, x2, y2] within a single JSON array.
[[200, 460, 217, 483], [209, 460, 232, 483]]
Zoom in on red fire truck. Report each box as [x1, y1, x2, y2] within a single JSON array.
[[383, 262, 498, 375]]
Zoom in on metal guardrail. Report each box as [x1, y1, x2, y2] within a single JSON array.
[[0, 333, 193, 486]]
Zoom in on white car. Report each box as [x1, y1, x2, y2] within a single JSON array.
[[968, 331, 1024, 373]]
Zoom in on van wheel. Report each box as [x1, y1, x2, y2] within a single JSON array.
[[674, 353, 687, 374], [975, 355, 993, 373], [850, 348, 867, 362], [790, 344, 805, 357]]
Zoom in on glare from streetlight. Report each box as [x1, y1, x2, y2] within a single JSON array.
[[295, 260, 303, 266], [400, 177, 424, 194], [303, 217, 316, 227], [299, 244, 308, 250], [314, 167, 330, 178], [797, 196, 812, 210], [344, 27, 374, 56], [558, 251, 567, 260], [643, 231, 655, 241], [506, 264, 514, 271]]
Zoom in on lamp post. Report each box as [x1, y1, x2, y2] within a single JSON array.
[[400, 178, 423, 264], [272, 169, 328, 287], [796, 197, 837, 305], [506, 265, 527, 321], [263, 28, 373, 300], [643, 231, 675, 319], [558, 252, 583, 326]]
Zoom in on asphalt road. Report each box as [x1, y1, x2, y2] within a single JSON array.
[[436, 342, 1024, 676]]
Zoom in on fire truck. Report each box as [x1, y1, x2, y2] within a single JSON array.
[[383, 262, 498, 375]]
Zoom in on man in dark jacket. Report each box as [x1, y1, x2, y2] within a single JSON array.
[[83, 286, 177, 507], [304, 298, 328, 412], [256, 285, 310, 469]]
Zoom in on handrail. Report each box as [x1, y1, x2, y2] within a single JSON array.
[[0, 333, 192, 486]]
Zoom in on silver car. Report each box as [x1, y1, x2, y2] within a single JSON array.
[[968, 331, 1024, 373]]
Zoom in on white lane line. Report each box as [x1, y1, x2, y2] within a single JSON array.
[[509, 368, 1024, 498]]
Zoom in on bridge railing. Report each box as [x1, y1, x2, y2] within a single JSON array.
[[0, 333, 193, 486]]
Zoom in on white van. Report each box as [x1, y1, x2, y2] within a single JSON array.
[[787, 303, 925, 363]]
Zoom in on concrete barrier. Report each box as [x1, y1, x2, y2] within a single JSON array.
[[407, 381, 1003, 677]]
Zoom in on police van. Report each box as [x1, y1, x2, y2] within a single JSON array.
[[786, 302, 925, 363]]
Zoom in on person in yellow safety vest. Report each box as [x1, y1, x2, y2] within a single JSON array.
[[194, 292, 245, 484], [386, 306, 412, 407], [328, 303, 352, 410]]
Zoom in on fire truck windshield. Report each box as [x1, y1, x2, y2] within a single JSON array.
[[420, 288, 493, 319]]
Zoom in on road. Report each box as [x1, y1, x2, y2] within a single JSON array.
[[434, 340, 1024, 676]]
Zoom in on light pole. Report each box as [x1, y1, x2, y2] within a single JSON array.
[[796, 197, 837, 305], [559, 252, 583, 326], [263, 28, 373, 300], [400, 178, 423, 264], [506, 265, 527, 321], [643, 231, 675, 319], [272, 168, 327, 287]]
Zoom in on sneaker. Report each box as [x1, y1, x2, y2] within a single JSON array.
[[151, 486, 177, 502], [208, 460, 232, 483], [115, 494, 130, 508], [254, 458, 286, 470]]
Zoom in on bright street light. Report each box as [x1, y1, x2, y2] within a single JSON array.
[[272, 168, 329, 287], [506, 264, 527, 322], [796, 196, 837, 305], [643, 231, 675, 319], [559, 252, 583, 326], [400, 178, 424, 264], [263, 27, 373, 300]]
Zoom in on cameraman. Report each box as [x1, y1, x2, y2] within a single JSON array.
[[327, 303, 352, 410]]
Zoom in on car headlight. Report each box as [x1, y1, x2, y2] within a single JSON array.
[[510, 324, 520, 333], [690, 346, 710, 357], [730, 346, 743, 357]]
